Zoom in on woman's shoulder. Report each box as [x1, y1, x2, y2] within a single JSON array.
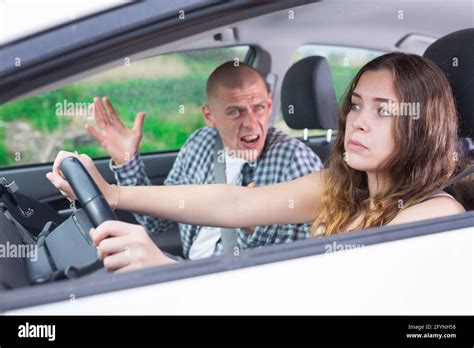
[[388, 191, 465, 226]]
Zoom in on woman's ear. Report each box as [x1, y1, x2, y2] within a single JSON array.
[[202, 104, 216, 128]]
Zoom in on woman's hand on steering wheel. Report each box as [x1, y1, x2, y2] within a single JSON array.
[[46, 150, 117, 208], [90, 220, 176, 272]]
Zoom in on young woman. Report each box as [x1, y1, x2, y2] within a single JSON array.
[[47, 52, 468, 271]]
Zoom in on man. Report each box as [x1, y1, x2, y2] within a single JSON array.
[[85, 61, 323, 261]]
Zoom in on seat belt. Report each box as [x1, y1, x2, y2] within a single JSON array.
[[434, 164, 474, 192], [213, 134, 239, 254], [415, 164, 474, 204]]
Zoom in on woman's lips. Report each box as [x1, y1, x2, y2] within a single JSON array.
[[347, 139, 368, 151]]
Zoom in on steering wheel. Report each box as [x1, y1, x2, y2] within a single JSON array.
[[22, 156, 117, 283], [60, 156, 117, 227]]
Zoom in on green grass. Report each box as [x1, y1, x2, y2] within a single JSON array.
[[0, 90, 73, 132], [0, 127, 13, 165]]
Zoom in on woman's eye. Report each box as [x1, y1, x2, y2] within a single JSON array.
[[350, 102, 360, 110], [378, 108, 392, 117]]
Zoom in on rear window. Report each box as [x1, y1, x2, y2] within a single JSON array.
[[275, 44, 385, 138]]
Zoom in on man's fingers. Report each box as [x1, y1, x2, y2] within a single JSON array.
[[247, 182, 257, 188], [90, 221, 133, 246], [103, 97, 124, 126], [85, 124, 104, 142], [93, 96, 109, 129], [132, 112, 145, 132]]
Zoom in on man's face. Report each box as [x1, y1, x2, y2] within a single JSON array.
[[203, 79, 272, 160]]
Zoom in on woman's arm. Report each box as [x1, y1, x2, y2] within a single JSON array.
[[47, 151, 326, 229], [116, 170, 326, 228]]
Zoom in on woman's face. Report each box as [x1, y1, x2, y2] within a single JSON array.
[[344, 69, 397, 173]]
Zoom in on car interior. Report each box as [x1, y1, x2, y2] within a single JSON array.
[[0, 0, 473, 310]]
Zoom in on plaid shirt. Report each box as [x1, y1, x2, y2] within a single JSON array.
[[110, 126, 323, 258]]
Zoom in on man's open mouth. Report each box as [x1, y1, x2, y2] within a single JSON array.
[[240, 134, 260, 144]]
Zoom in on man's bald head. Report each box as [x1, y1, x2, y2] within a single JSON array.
[[206, 61, 269, 103], [201, 61, 273, 159]]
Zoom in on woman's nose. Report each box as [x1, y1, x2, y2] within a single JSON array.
[[351, 110, 369, 132]]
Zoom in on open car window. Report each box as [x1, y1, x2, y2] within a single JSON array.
[[0, 46, 250, 167]]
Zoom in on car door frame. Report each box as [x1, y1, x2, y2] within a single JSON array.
[[1, 211, 473, 312]]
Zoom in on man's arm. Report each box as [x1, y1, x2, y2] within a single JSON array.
[[87, 96, 184, 234], [111, 153, 177, 234], [111, 128, 204, 234]]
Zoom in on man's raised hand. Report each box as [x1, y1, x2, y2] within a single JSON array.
[[86, 97, 145, 165]]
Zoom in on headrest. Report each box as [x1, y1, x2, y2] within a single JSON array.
[[281, 56, 338, 130], [424, 28, 474, 138]]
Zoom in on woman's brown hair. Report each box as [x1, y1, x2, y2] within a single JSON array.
[[310, 52, 468, 237]]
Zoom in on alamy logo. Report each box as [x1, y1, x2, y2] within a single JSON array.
[[380, 100, 420, 120], [55, 99, 94, 119], [18, 322, 56, 341], [0, 242, 37, 261], [324, 241, 364, 253], [217, 148, 258, 167]]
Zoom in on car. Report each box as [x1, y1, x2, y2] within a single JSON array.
[[0, 0, 473, 316]]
